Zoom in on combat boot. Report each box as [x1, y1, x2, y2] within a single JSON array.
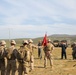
[[24, 74, 27, 75]]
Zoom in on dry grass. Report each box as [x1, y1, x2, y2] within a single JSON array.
[[28, 47, 76, 75], [3, 47, 76, 75]]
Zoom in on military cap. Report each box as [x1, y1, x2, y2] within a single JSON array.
[[1, 40, 6, 45], [11, 40, 16, 45], [74, 42, 76, 44], [22, 40, 28, 44], [28, 39, 33, 43], [48, 39, 51, 42]]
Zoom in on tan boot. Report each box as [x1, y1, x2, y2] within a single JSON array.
[[24, 74, 27, 75]]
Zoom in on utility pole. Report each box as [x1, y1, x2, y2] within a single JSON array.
[[8, 28, 11, 47]]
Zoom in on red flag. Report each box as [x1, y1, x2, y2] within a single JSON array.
[[42, 34, 48, 46]]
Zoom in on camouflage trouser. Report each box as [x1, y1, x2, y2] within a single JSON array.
[[18, 61, 29, 75], [72, 50, 76, 59], [38, 48, 42, 59], [6, 60, 17, 75], [30, 55, 34, 70], [0, 60, 5, 75], [44, 51, 53, 68]]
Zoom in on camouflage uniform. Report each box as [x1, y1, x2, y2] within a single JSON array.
[[60, 42, 67, 59], [38, 40, 42, 59], [28, 39, 37, 71], [17, 40, 30, 75], [0, 40, 7, 75], [72, 42, 76, 60], [6, 40, 18, 75], [43, 39, 54, 68]]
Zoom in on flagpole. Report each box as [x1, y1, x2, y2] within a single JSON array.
[[46, 31, 47, 35], [42, 33, 48, 46]]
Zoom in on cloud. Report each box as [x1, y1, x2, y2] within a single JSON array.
[[51, 0, 76, 19], [0, 0, 76, 25], [0, 0, 76, 39], [0, 23, 76, 39]]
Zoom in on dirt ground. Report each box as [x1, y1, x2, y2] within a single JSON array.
[[1, 47, 75, 75], [28, 47, 76, 75]]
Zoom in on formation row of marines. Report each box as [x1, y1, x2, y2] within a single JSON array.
[[0, 39, 54, 75], [0, 39, 36, 75]]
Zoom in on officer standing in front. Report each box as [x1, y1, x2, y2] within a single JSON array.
[[43, 39, 54, 69]]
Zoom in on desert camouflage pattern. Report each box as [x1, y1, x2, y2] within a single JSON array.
[[18, 45, 30, 75], [27, 42, 37, 71], [44, 42, 54, 68], [6, 46, 18, 75], [0, 45, 7, 75]]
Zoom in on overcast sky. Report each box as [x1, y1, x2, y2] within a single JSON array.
[[0, 0, 76, 39]]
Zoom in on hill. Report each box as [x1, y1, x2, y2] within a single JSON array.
[[33, 34, 76, 44], [0, 34, 76, 46]]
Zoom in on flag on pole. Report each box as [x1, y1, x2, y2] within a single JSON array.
[[42, 34, 48, 46]]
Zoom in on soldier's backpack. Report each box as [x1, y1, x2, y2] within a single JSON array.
[[18, 47, 30, 62], [44, 43, 51, 51], [0, 47, 6, 59], [7, 47, 18, 59], [25, 50, 30, 62], [11, 49, 18, 59]]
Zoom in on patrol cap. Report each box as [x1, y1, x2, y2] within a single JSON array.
[[1, 40, 6, 45], [22, 40, 28, 44], [28, 39, 33, 43], [11, 40, 16, 45], [48, 39, 51, 42], [74, 42, 76, 44]]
